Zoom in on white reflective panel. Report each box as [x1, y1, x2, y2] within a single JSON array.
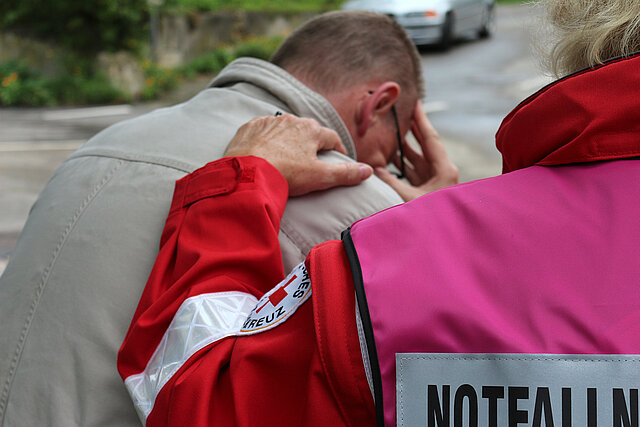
[[124, 291, 258, 423]]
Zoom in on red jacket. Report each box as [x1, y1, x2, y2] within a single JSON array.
[[117, 156, 375, 426]]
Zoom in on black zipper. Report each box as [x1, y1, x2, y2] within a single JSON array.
[[341, 227, 385, 427]]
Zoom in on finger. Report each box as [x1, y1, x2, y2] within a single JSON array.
[[224, 116, 272, 157], [402, 140, 423, 167], [290, 162, 372, 196], [403, 163, 421, 186], [399, 141, 437, 186], [412, 103, 443, 165], [392, 152, 403, 171], [390, 152, 417, 184], [374, 167, 418, 202], [290, 116, 346, 155], [413, 107, 445, 162], [314, 126, 346, 155], [411, 120, 422, 146], [317, 162, 372, 188], [411, 101, 425, 142]]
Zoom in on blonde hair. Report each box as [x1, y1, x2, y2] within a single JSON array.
[[543, 0, 640, 76], [271, 11, 424, 106]]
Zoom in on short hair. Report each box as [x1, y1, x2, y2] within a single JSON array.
[[271, 11, 425, 105], [542, 0, 640, 76]]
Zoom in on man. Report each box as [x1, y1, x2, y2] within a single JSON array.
[[118, 15, 640, 427], [0, 11, 458, 427]]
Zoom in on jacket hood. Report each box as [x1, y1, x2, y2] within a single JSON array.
[[496, 52, 640, 173]]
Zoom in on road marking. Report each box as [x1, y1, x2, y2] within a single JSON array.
[[0, 141, 84, 152], [42, 105, 132, 121], [0, 259, 7, 278]]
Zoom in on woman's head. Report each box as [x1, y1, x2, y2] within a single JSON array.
[[543, 0, 640, 76]]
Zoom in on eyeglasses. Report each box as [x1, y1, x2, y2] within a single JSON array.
[[391, 105, 407, 179], [367, 91, 406, 179]]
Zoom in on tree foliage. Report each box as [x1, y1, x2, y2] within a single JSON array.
[[0, 0, 149, 56]]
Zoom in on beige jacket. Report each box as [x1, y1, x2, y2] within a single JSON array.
[[0, 58, 402, 427]]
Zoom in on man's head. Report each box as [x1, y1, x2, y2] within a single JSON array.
[[271, 11, 424, 168], [543, 0, 640, 76]]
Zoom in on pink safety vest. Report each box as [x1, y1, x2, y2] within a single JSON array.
[[343, 160, 640, 426]]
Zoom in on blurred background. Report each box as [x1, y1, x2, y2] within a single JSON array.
[[0, 0, 548, 275]]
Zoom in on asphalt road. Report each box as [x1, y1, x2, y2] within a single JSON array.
[[0, 4, 548, 275], [420, 3, 550, 181]]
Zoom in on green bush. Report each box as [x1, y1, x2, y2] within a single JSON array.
[[180, 35, 282, 79], [140, 61, 182, 100], [0, 60, 127, 107], [48, 74, 129, 105], [0, 0, 149, 55], [0, 61, 54, 106], [181, 50, 233, 77], [232, 36, 284, 61]]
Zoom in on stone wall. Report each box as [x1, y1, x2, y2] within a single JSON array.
[[0, 32, 62, 77], [153, 11, 316, 67]]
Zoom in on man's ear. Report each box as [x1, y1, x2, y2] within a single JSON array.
[[356, 81, 401, 137]]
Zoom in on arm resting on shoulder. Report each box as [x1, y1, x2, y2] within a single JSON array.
[[117, 156, 289, 425], [118, 114, 371, 425]]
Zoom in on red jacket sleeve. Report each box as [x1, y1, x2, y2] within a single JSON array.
[[117, 156, 289, 424]]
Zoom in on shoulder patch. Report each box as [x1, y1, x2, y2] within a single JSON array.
[[239, 262, 311, 335]]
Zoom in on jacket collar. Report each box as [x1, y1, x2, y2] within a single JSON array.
[[209, 58, 357, 160], [496, 52, 640, 173]]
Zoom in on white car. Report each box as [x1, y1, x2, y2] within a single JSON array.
[[341, 0, 496, 49]]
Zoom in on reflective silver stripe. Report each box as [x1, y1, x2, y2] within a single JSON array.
[[396, 353, 640, 427], [355, 298, 374, 400], [124, 291, 258, 424]]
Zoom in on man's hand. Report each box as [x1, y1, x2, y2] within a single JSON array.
[[375, 101, 459, 201], [225, 114, 373, 196]]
